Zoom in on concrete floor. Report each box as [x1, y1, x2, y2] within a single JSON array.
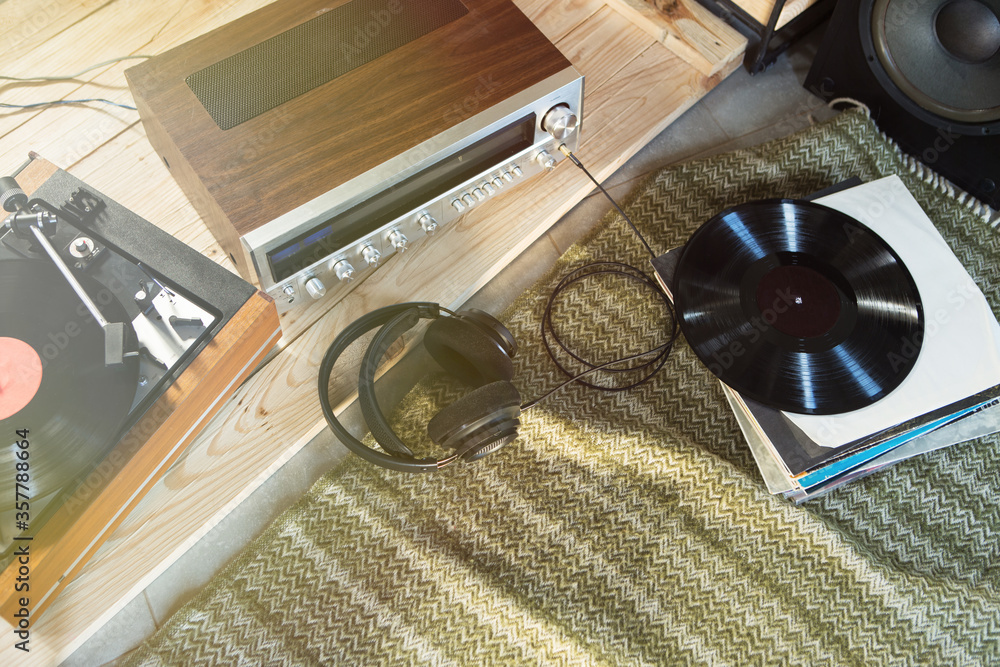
[[66, 24, 841, 666]]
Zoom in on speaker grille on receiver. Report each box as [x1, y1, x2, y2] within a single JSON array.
[[186, 0, 469, 130]]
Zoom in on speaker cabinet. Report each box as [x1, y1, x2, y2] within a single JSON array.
[[805, 0, 1000, 209]]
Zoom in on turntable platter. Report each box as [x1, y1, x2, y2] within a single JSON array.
[[0, 259, 139, 501]]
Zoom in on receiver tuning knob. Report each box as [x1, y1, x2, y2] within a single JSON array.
[[541, 104, 578, 141], [334, 260, 355, 283]]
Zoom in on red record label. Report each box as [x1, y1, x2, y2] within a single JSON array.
[[0, 337, 43, 420]]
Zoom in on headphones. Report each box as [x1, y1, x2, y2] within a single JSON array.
[[318, 148, 682, 473], [318, 302, 523, 473]]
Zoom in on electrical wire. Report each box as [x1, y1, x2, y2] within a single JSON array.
[[0, 55, 152, 112], [522, 262, 679, 410], [0, 98, 137, 111], [0, 55, 153, 82], [558, 144, 658, 260], [521, 342, 672, 411], [519, 148, 678, 409]]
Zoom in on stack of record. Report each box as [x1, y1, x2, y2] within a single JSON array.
[[664, 178, 1000, 501]]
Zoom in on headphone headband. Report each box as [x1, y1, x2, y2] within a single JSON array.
[[318, 303, 446, 473], [358, 307, 424, 458]]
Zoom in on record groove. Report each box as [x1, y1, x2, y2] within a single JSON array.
[[0, 259, 139, 500], [673, 199, 924, 415]]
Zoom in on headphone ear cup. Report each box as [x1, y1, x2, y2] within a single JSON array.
[[427, 381, 521, 461], [424, 315, 515, 385]]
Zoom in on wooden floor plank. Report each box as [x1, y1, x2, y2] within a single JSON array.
[[0, 2, 162, 144], [515, 0, 606, 42], [0, 0, 273, 175], [0, 0, 117, 79], [555, 6, 655, 93]]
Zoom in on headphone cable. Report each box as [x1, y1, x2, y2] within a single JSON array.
[[517, 149, 678, 411], [558, 144, 658, 260], [521, 342, 672, 411]]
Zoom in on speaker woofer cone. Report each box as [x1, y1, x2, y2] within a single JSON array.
[[867, 0, 1000, 127], [934, 0, 1000, 63]]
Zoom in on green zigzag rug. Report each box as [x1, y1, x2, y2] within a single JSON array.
[[124, 109, 1000, 666]]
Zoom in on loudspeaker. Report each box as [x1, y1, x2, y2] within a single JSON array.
[[805, 0, 1000, 209], [318, 303, 522, 473]]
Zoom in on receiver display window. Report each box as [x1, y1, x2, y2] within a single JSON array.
[[268, 113, 537, 282]]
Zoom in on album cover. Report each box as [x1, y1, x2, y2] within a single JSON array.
[[655, 175, 1000, 500]]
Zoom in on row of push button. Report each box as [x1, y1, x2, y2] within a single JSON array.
[[282, 164, 530, 304], [450, 165, 523, 213]]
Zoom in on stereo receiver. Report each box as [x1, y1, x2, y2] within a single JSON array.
[[126, 0, 584, 314]]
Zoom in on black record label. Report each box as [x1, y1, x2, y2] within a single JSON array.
[[673, 199, 924, 415]]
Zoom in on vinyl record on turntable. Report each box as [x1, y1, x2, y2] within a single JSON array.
[[0, 259, 139, 500], [672, 200, 925, 415]]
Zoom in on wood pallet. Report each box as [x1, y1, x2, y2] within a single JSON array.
[[0, 0, 743, 662], [605, 0, 822, 75]]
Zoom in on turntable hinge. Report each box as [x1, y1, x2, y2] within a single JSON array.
[[62, 188, 105, 224]]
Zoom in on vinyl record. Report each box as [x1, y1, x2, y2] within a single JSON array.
[[0, 259, 139, 501], [672, 199, 924, 415]]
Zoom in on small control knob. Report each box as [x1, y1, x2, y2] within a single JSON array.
[[501, 171, 514, 183], [492, 176, 504, 188], [334, 260, 355, 283], [69, 236, 96, 259], [282, 285, 296, 303], [483, 182, 496, 196], [361, 244, 381, 267], [451, 199, 465, 213], [389, 230, 408, 252], [536, 150, 557, 171], [418, 213, 438, 235], [541, 104, 579, 141], [462, 193, 475, 207], [472, 188, 485, 201], [0, 176, 28, 213], [305, 277, 326, 299], [512, 165, 523, 177]]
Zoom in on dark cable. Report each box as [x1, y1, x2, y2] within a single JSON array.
[[559, 145, 658, 260], [521, 342, 672, 411], [517, 150, 678, 411], [0, 55, 153, 81], [532, 261, 677, 402], [0, 54, 152, 112]]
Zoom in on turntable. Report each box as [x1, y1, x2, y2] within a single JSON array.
[[0, 155, 281, 621]]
